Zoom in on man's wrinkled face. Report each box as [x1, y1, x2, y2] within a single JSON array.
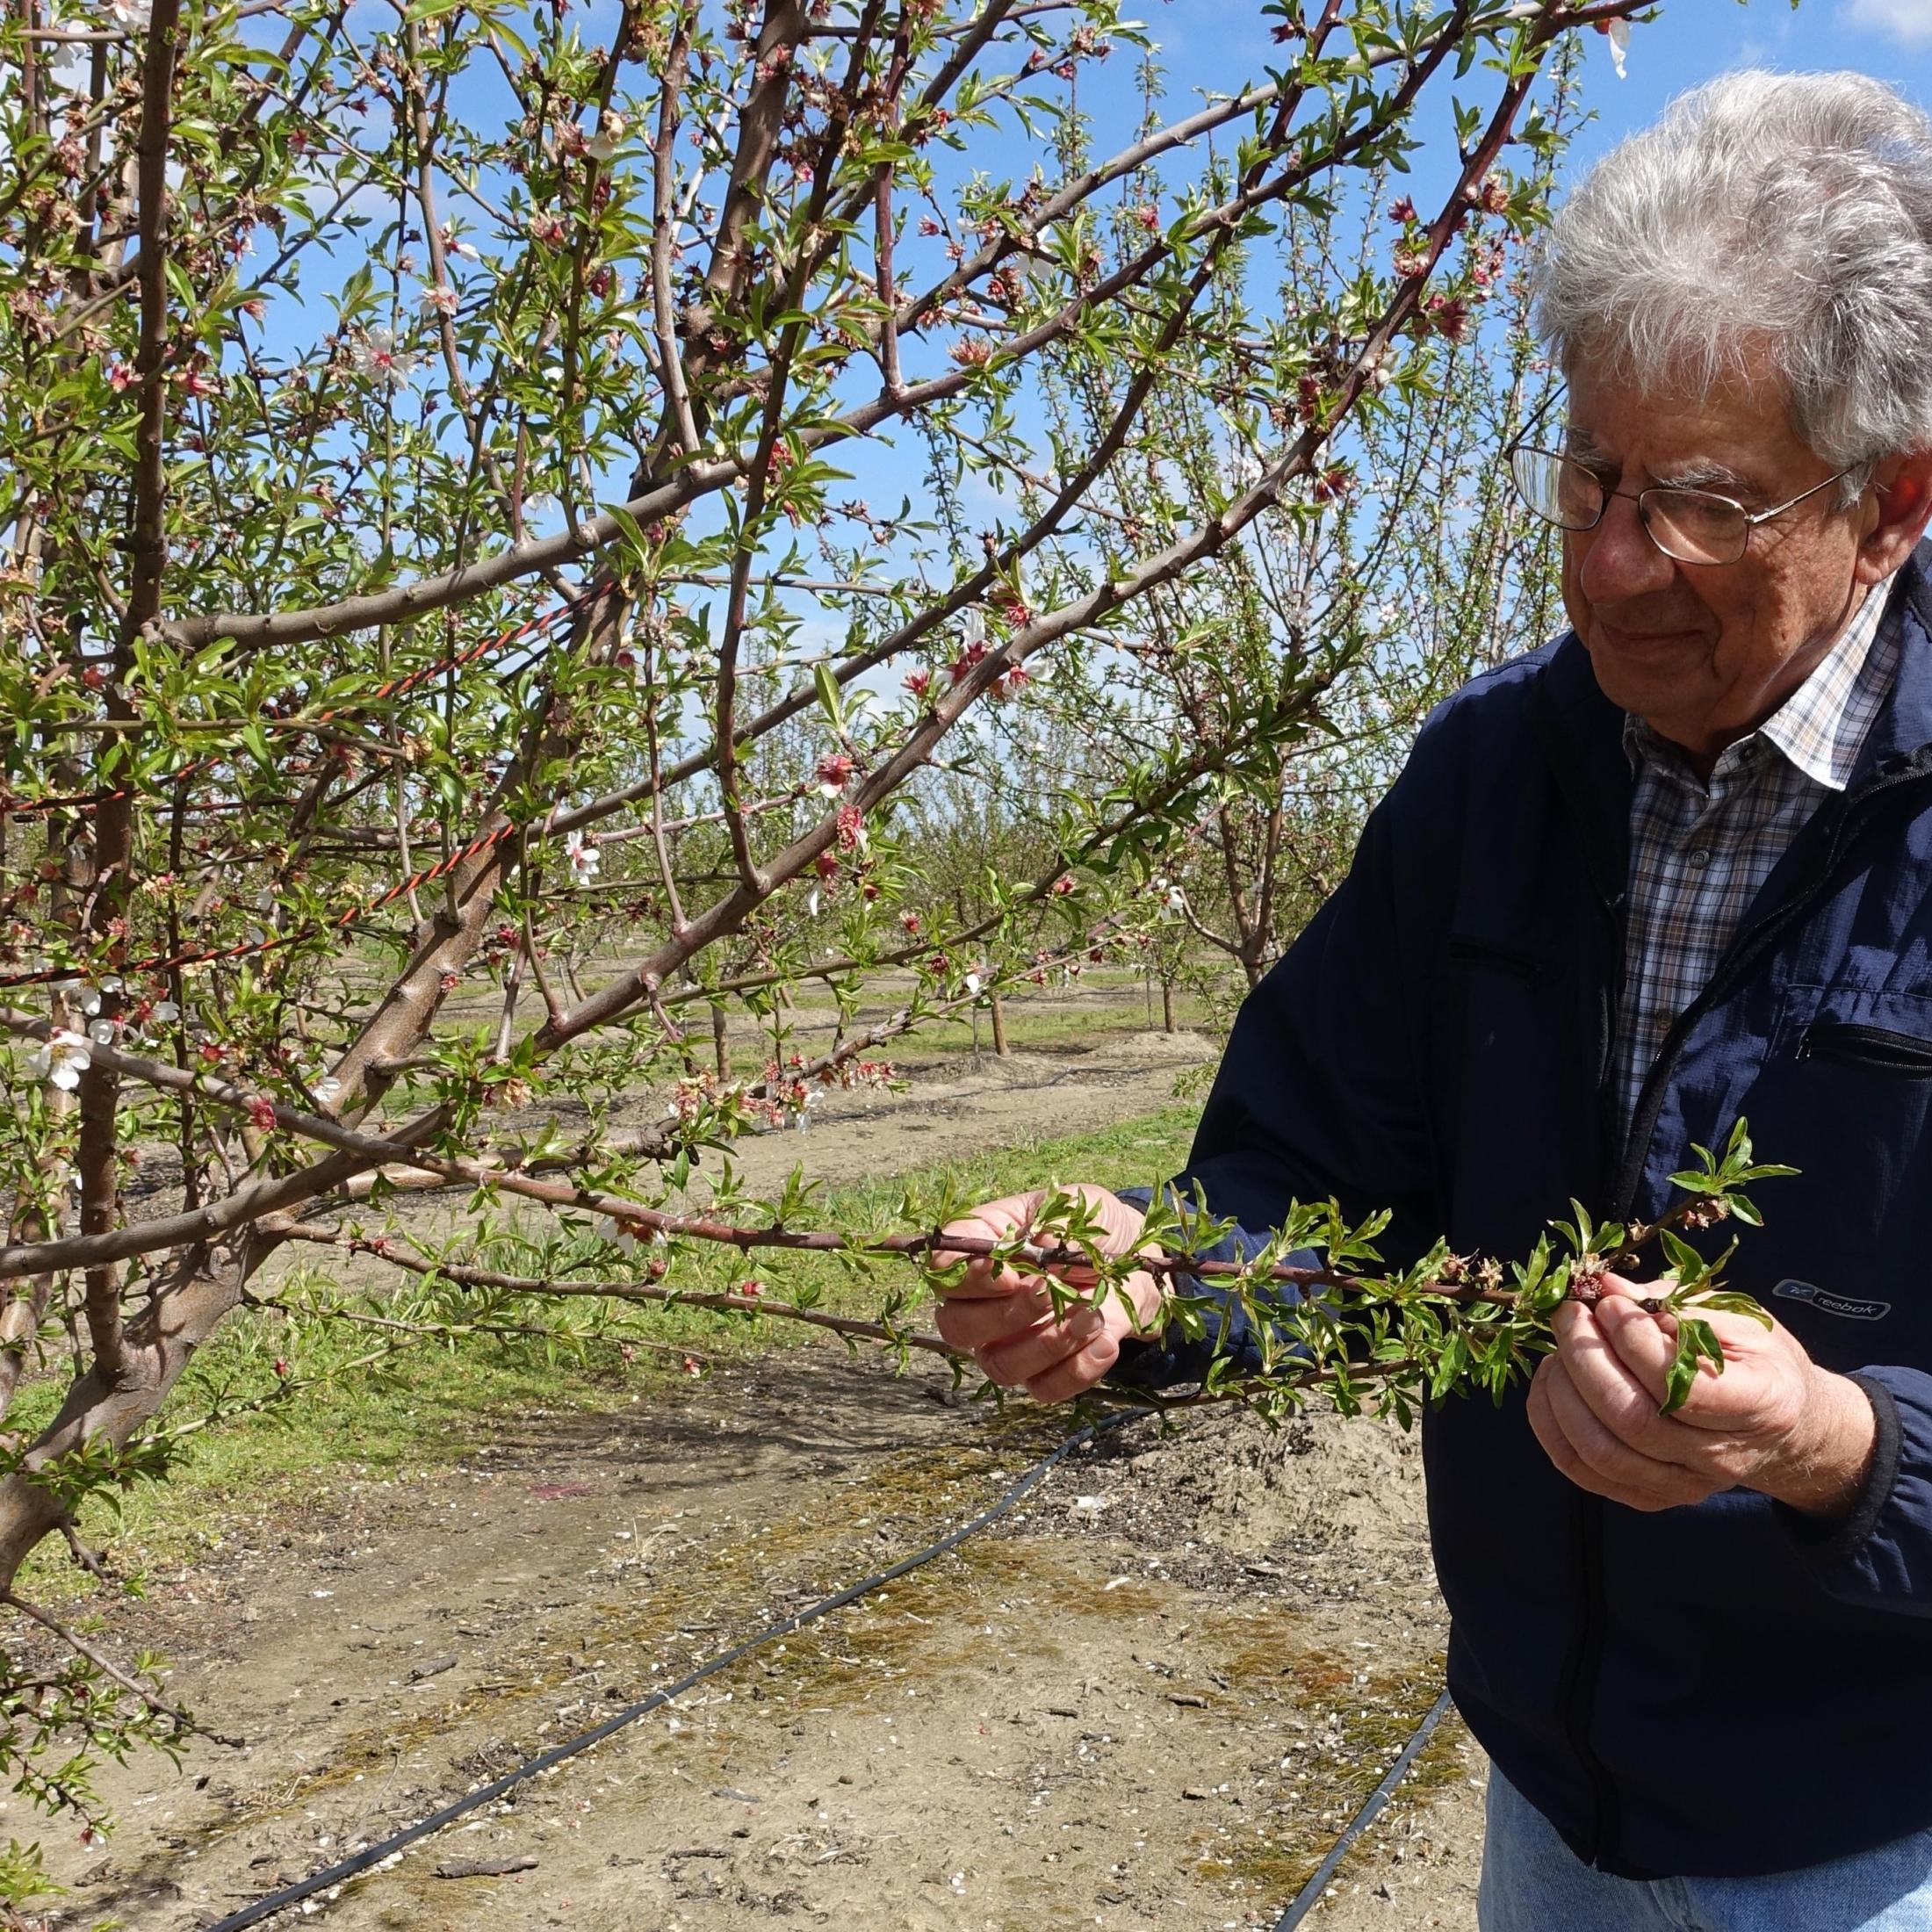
[[1560, 359, 1875, 767]]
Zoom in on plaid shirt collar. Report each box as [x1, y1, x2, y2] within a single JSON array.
[[1621, 587, 1893, 795]]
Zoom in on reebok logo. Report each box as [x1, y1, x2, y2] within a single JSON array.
[[1771, 1279, 1891, 1323]]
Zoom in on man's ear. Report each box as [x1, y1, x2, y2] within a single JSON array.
[[1857, 448, 1932, 584]]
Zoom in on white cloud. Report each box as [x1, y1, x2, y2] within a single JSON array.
[[1843, 0, 1932, 47]]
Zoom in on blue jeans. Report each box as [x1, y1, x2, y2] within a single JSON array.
[[1479, 1770, 1932, 1931]]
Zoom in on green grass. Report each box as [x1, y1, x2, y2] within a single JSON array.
[[20, 1104, 1202, 1597]]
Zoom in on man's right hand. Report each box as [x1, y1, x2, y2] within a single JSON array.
[[929, 1184, 1165, 1403]]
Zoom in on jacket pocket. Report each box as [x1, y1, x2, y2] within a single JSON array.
[[1446, 935, 1547, 981], [1797, 1020, 1932, 1078]]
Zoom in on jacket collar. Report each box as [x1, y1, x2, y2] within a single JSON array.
[[1846, 541, 1932, 783], [1529, 542, 1932, 910]]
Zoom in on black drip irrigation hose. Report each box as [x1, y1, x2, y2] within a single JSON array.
[[1272, 1686, 1458, 1932], [202, 1408, 1144, 1932]]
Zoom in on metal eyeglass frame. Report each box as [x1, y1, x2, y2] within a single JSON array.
[[1507, 443, 1856, 567]]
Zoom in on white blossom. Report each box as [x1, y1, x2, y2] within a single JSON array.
[[27, 1031, 92, 1092], [566, 831, 601, 885], [349, 327, 420, 389], [584, 112, 627, 162]]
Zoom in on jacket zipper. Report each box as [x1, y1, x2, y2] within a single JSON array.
[[1796, 1019, 1932, 1077]]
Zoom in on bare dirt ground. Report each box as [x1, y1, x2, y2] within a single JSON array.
[[28, 1021, 1492, 1929], [37, 1359, 1486, 1932]]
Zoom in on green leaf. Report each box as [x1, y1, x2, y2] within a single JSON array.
[[1686, 1289, 1774, 1330], [1661, 1316, 1725, 1414], [1657, 1227, 1708, 1289], [813, 662, 846, 734], [602, 501, 650, 566]]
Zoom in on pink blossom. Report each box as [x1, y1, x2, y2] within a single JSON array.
[[949, 640, 989, 685], [1429, 294, 1472, 343]]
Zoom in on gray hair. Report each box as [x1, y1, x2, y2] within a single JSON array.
[[1533, 70, 1932, 499]]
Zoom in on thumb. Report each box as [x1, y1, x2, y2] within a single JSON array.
[[1591, 1276, 1679, 1407], [931, 1190, 1047, 1296]]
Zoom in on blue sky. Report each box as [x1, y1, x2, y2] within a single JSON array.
[[1572, 0, 1932, 162], [1143, 1, 1932, 173]]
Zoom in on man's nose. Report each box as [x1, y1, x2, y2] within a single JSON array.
[[1575, 489, 1679, 606]]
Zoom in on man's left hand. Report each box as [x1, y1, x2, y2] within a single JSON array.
[[1525, 1274, 1878, 1517]]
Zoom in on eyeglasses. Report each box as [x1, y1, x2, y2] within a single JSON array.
[[1507, 445, 1853, 566]]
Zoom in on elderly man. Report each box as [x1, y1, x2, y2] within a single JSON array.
[[934, 70, 1932, 1930]]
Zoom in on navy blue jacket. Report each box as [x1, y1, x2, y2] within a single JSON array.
[[1119, 550, 1932, 1880]]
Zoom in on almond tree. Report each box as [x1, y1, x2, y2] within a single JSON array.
[[0, 0, 1644, 1857]]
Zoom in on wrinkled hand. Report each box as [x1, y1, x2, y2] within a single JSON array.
[[930, 1185, 1164, 1403], [1525, 1272, 1877, 1517]]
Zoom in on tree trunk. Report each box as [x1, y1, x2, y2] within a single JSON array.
[[711, 1003, 730, 1080], [990, 991, 1008, 1056], [1162, 978, 1177, 1034]]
